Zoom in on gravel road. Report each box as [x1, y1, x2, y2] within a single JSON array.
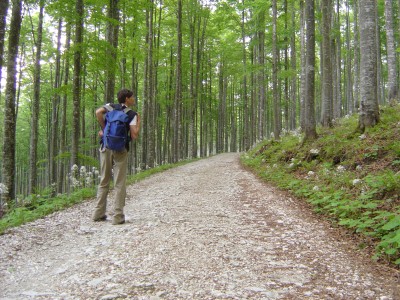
[[0, 153, 399, 299]]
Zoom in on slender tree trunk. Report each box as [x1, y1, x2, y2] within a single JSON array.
[[384, 0, 398, 104], [173, 0, 183, 163], [300, 0, 306, 130], [105, 0, 119, 103], [147, 0, 155, 168], [333, 0, 342, 119], [290, 2, 297, 130], [49, 17, 62, 194], [71, 0, 84, 167], [241, 1, 249, 151], [283, 0, 289, 131], [2, 0, 22, 203], [0, 0, 8, 82], [188, 3, 196, 158], [272, 0, 281, 139], [58, 24, 71, 193], [28, 1, 44, 195], [321, 0, 333, 127], [358, 0, 379, 131], [257, 9, 266, 140], [353, 0, 360, 111], [345, 2, 353, 114], [304, 0, 317, 141], [217, 60, 226, 153]]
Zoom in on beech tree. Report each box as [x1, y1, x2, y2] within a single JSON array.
[[0, 0, 8, 82], [2, 0, 23, 203], [28, 0, 44, 194], [71, 0, 84, 167], [384, 0, 398, 104], [358, 0, 379, 131], [320, 0, 333, 127], [303, 0, 317, 141]]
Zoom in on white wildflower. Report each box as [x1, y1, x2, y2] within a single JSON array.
[[86, 176, 93, 186], [352, 179, 362, 186], [310, 149, 320, 154], [70, 177, 80, 188], [356, 165, 363, 171], [307, 171, 315, 176], [71, 164, 79, 173], [80, 166, 86, 177], [289, 163, 295, 168], [313, 186, 319, 191], [0, 183, 8, 194]]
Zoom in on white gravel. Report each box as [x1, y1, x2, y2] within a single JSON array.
[[0, 153, 399, 299]]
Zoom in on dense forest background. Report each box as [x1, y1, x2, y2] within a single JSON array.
[[0, 0, 397, 208]]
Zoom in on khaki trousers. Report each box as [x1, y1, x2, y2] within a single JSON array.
[[93, 148, 127, 223]]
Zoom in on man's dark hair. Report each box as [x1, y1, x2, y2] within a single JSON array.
[[117, 89, 134, 104]]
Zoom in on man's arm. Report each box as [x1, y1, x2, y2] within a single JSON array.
[[130, 114, 141, 140], [96, 107, 107, 136]]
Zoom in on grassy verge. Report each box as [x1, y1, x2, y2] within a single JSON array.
[[241, 105, 400, 266], [0, 159, 197, 235]]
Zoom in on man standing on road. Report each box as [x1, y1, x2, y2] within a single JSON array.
[[92, 88, 140, 225]]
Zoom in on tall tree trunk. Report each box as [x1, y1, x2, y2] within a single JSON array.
[[49, 17, 62, 194], [290, 1, 297, 130], [333, 0, 342, 119], [147, 0, 155, 168], [71, 0, 84, 167], [353, 0, 360, 111], [321, 0, 333, 127], [241, 1, 249, 151], [345, 2, 353, 114], [358, 0, 379, 131], [28, 1, 44, 195], [300, 0, 306, 130], [105, 0, 119, 103], [58, 24, 71, 194], [272, 0, 281, 139], [257, 9, 266, 140], [0, 0, 8, 82], [283, 0, 289, 131], [2, 0, 22, 203], [173, 0, 183, 163], [384, 0, 398, 104], [217, 60, 226, 153], [304, 0, 317, 141]]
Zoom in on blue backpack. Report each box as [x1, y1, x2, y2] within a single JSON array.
[[103, 105, 131, 151]]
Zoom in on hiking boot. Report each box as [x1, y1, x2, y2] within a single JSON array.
[[112, 219, 125, 225], [93, 215, 107, 222], [112, 215, 125, 225]]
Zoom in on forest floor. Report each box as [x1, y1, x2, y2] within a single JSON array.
[[0, 153, 399, 300]]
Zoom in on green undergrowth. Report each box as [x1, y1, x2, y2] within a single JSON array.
[[0, 159, 197, 235], [241, 105, 400, 266]]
